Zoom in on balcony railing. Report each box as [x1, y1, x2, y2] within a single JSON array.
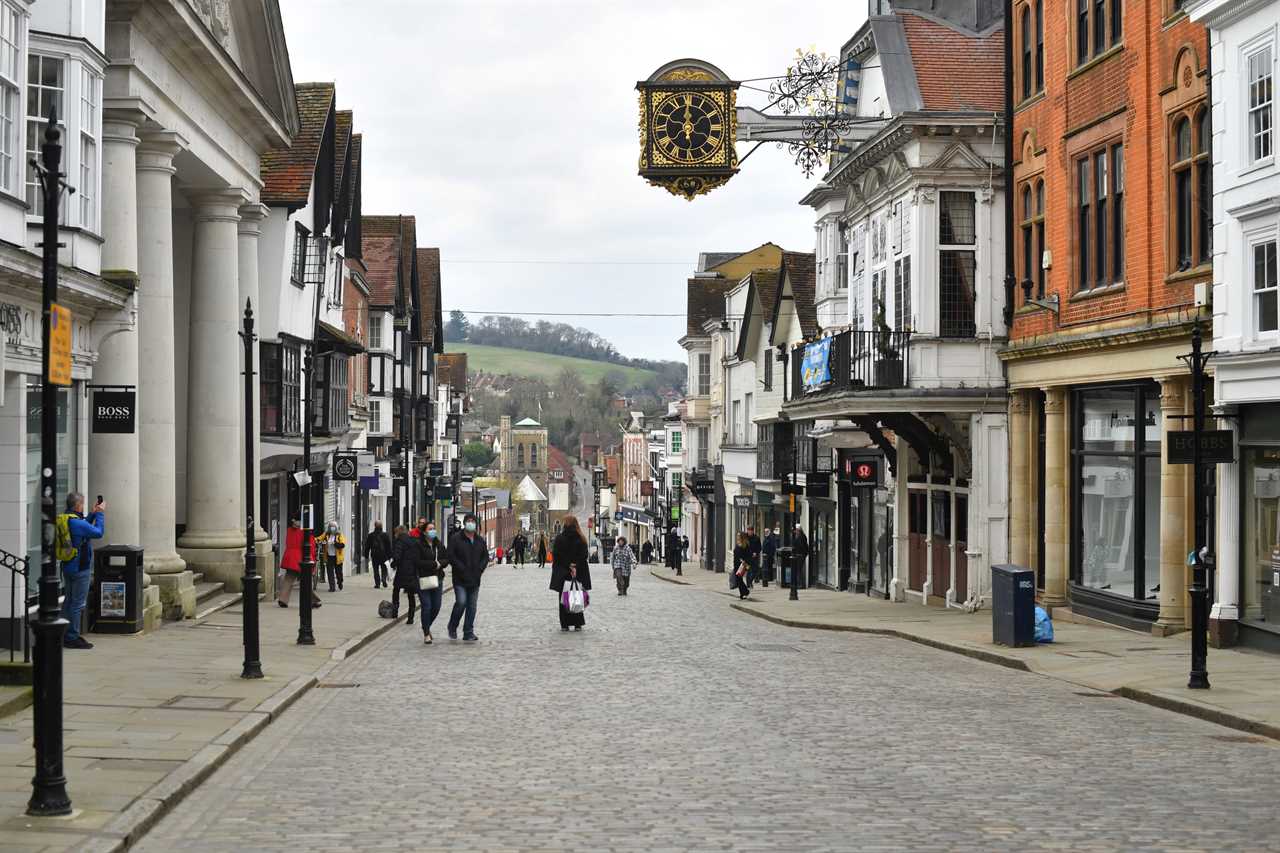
[[788, 329, 911, 401]]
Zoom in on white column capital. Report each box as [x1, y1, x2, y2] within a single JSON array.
[[189, 189, 248, 224], [102, 106, 148, 146], [137, 130, 188, 174], [237, 202, 270, 236]]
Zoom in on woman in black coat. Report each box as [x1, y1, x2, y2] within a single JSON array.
[[550, 515, 591, 632], [390, 526, 420, 624]]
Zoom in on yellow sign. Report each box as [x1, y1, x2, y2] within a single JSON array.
[[48, 303, 71, 386]]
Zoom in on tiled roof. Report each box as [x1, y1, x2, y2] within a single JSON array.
[[260, 82, 334, 206], [363, 232, 399, 307], [751, 268, 780, 320], [437, 352, 467, 392], [782, 252, 819, 338], [417, 247, 440, 346], [686, 277, 734, 337], [333, 110, 353, 197], [899, 11, 1003, 112], [547, 445, 571, 473]]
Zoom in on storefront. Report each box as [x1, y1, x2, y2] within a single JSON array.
[[838, 451, 892, 597], [1239, 403, 1280, 650]]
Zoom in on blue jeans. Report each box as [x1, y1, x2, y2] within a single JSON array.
[[417, 584, 443, 633], [447, 585, 479, 636], [61, 568, 92, 641]]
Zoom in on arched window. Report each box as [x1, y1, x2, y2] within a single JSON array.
[[517, 443, 524, 466], [1171, 106, 1210, 271], [1021, 7, 1032, 100], [531, 444, 538, 467], [1020, 180, 1046, 300]]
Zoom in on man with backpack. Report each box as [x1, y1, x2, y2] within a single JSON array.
[[57, 493, 104, 649]]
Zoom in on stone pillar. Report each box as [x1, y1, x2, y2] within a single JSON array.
[[1157, 377, 1189, 632], [176, 191, 245, 589], [237, 202, 273, 592], [1041, 387, 1068, 607], [137, 132, 193, 619], [889, 433, 909, 602], [1211, 406, 1240, 647], [1009, 391, 1031, 567], [89, 114, 142, 546]]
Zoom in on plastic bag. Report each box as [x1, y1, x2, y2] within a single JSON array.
[[564, 580, 586, 614], [1034, 605, 1054, 643]]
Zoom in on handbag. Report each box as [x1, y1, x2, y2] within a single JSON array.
[[736, 562, 748, 577], [564, 579, 586, 614], [418, 574, 440, 591]]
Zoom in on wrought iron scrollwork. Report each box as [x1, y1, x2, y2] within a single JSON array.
[[766, 50, 854, 178]]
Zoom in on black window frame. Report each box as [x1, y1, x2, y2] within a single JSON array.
[[1076, 142, 1124, 291], [261, 342, 282, 436], [1020, 178, 1046, 300], [1076, 0, 1121, 67], [1170, 105, 1211, 272], [290, 224, 309, 287], [938, 191, 977, 338]]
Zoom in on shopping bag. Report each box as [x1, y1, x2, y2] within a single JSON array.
[[418, 574, 440, 591], [566, 580, 586, 614]]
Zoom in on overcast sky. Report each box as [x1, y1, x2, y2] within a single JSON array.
[[282, 0, 866, 362]]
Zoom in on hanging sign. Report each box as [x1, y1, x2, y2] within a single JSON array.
[[691, 479, 715, 497], [805, 477, 831, 498], [733, 495, 752, 508], [48, 303, 72, 386], [91, 390, 136, 434], [801, 338, 833, 390], [1166, 430, 1234, 465], [357, 453, 375, 478], [332, 453, 358, 481], [847, 458, 879, 486], [429, 461, 445, 477]]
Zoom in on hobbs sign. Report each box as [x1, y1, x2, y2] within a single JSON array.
[[91, 390, 136, 434]]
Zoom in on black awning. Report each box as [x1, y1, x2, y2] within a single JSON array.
[[316, 320, 365, 355]]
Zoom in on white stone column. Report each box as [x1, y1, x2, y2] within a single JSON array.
[[1157, 377, 1189, 631], [238, 202, 273, 590], [1211, 405, 1241, 646], [1009, 391, 1031, 567], [889, 433, 908, 602], [137, 132, 193, 619], [89, 113, 142, 546], [176, 191, 245, 588], [1041, 387, 1068, 608]]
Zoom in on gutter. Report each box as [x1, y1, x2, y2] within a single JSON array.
[[1001, 0, 1016, 330]]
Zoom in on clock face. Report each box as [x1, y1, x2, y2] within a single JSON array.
[[652, 91, 726, 165]]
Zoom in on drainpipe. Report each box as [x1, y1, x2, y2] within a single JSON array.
[[1001, 0, 1016, 331]]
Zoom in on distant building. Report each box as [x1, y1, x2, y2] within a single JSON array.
[[497, 415, 549, 495]]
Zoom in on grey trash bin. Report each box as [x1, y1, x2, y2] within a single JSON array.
[[991, 564, 1036, 647]]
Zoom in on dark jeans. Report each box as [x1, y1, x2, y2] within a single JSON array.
[[372, 559, 388, 587], [61, 567, 92, 641], [392, 582, 416, 621], [747, 561, 761, 587], [325, 555, 343, 591], [448, 585, 479, 636], [614, 572, 630, 594], [761, 556, 773, 587], [515, 550, 525, 565], [417, 584, 443, 634], [734, 571, 750, 598]]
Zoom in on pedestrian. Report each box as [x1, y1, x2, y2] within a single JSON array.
[[640, 539, 653, 564], [56, 493, 104, 649], [277, 516, 320, 609], [762, 526, 778, 588], [496, 545, 504, 566], [364, 520, 392, 589], [317, 522, 346, 592], [732, 531, 752, 600], [417, 521, 447, 644], [665, 527, 682, 575], [792, 522, 810, 589], [409, 517, 428, 538], [391, 524, 420, 624], [446, 512, 488, 641], [536, 533, 548, 568], [512, 532, 527, 567], [746, 525, 762, 588], [681, 534, 689, 561], [551, 515, 591, 631], [611, 535, 636, 595]]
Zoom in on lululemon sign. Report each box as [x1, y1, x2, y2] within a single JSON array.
[[91, 390, 136, 434]]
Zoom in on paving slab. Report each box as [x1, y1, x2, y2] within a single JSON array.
[[0, 570, 414, 852]]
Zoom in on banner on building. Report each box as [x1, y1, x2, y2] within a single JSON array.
[[90, 389, 136, 434], [801, 337, 832, 390]]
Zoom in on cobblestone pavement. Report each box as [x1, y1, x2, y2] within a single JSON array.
[[135, 562, 1280, 853]]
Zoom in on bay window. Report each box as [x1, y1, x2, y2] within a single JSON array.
[[938, 191, 976, 338], [261, 343, 282, 435], [26, 54, 63, 218], [696, 353, 711, 395], [0, 3, 20, 195], [79, 67, 98, 231], [313, 352, 349, 435], [261, 341, 301, 436]]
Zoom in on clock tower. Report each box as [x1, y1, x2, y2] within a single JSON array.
[[636, 59, 739, 200]]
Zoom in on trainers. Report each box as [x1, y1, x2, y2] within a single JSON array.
[[424, 632, 433, 645], [447, 627, 458, 640], [63, 636, 93, 649], [277, 600, 288, 608], [463, 634, 478, 642]]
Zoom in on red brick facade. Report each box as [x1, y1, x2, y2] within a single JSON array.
[[1010, 2, 1210, 342]]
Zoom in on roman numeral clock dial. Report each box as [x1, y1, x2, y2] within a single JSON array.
[[652, 92, 724, 164], [636, 59, 739, 200]]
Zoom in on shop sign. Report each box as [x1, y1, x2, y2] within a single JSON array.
[[1166, 430, 1234, 465], [805, 477, 830, 498], [434, 484, 453, 500], [670, 506, 681, 521], [332, 453, 358, 481], [691, 479, 715, 497], [847, 458, 879, 486], [357, 453, 375, 478], [733, 495, 751, 508], [90, 390, 136, 434], [754, 490, 775, 505], [614, 511, 624, 521], [48, 303, 71, 386], [358, 473, 379, 491], [801, 337, 832, 391]]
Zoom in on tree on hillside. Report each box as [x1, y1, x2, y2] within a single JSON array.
[[446, 310, 470, 342], [462, 441, 495, 471], [555, 367, 585, 404]]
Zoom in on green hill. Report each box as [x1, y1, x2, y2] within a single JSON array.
[[444, 342, 661, 387]]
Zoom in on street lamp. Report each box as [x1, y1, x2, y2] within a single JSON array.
[[28, 108, 72, 817]]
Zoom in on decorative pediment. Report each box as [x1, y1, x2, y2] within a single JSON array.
[[186, 0, 233, 51], [924, 140, 993, 172]]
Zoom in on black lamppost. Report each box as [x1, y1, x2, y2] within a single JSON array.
[[296, 344, 316, 646], [27, 109, 72, 818], [240, 302, 263, 678], [1180, 318, 1214, 690]]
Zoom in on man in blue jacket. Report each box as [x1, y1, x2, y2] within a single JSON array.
[[61, 492, 105, 649]]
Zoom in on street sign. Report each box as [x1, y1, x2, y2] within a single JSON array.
[[670, 506, 681, 521], [1167, 430, 1234, 465], [48, 302, 71, 386], [613, 511, 623, 522], [332, 453, 358, 481]]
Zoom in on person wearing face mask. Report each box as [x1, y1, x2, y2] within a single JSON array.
[[417, 522, 447, 644], [317, 522, 346, 592], [390, 524, 420, 624], [446, 513, 489, 641]]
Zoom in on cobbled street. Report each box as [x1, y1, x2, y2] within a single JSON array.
[[135, 564, 1280, 853]]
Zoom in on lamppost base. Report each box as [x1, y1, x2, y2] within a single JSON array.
[[1188, 671, 1210, 690], [26, 780, 71, 817], [241, 663, 265, 679], [296, 631, 315, 646]]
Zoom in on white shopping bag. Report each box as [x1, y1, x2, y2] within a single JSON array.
[[567, 580, 586, 614]]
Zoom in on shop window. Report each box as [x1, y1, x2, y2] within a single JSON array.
[[1243, 445, 1280, 622], [1171, 107, 1211, 272], [1247, 43, 1274, 165], [1254, 239, 1279, 334], [939, 191, 976, 337], [1073, 385, 1162, 602]]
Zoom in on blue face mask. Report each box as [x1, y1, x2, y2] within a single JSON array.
[[427, 529, 438, 540], [465, 522, 477, 533]]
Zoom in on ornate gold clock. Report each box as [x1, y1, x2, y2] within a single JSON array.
[[637, 59, 739, 200]]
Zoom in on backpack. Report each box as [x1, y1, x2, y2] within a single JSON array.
[[54, 514, 77, 563]]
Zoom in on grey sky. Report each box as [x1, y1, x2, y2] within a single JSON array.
[[282, 0, 866, 362]]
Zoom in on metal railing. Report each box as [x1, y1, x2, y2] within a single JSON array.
[[789, 329, 912, 401], [3, 547, 32, 664]]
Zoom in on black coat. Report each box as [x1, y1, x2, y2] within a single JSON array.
[[447, 531, 489, 588], [763, 533, 778, 558], [420, 537, 447, 580], [364, 529, 392, 561], [792, 530, 810, 560], [391, 533, 421, 588], [747, 534, 762, 563], [549, 530, 591, 592]]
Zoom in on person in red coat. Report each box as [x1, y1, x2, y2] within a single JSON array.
[[277, 517, 321, 608]]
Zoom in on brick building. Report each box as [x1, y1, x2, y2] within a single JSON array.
[[1000, 0, 1210, 631]]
